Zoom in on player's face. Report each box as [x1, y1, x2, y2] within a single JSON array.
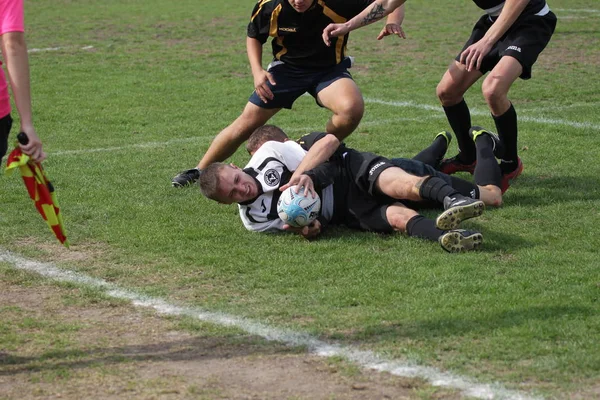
[[216, 166, 259, 204], [288, 0, 314, 13]]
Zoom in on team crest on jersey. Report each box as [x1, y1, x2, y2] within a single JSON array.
[[264, 169, 280, 187]]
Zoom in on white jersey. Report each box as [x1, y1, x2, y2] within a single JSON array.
[[239, 140, 306, 233], [238, 140, 333, 233]]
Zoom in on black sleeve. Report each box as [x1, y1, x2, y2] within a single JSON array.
[[247, 0, 273, 44], [304, 161, 338, 191], [296, 132, 328, 151], [296, 132, 349, 158]]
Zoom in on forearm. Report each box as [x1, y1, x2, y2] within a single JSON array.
[[2, 32, 33, 129], [482, 0, 529, 45], [347, 0, 407, 31], [246, 37, 264, 74], [293, 134, 340, 177], [385, 3, 405, 26]]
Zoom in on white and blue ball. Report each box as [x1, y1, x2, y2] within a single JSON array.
[[277, 186, 321, 228]]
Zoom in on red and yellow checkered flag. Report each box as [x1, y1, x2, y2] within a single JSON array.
[[5, 144, 69, 247]]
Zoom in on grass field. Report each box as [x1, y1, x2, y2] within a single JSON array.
[[1, 0, 599, 399]]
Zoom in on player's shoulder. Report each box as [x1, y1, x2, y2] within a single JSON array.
[[296, 132, 327, 150], [245, 140, 300, 169], [251, 0, 284, 14]]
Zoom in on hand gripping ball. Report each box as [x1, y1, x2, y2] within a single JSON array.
[[277, 186, 321, 228]]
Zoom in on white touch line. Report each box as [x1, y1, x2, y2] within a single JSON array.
[[51, 136, 213, 156], [28, 45, 94, 53], [521, 102, 600, 112], [0, 249, 541, 400], [364, 98, 600, 131], [554, 9, 600, 13], [47, 99, 598, 158]]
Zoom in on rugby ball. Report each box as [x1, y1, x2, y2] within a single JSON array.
[[277, 186, 321, 228]]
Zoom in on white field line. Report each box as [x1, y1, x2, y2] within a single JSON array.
[[49, 118, 425, 157], [28, 45, 94, 53], [364, 98, 600, 131], [0, 249, 541, 400], [43, 98, 598, 158], [521, 102, 600, 113], [51, 136, 213, 156], [554, 8, 600, 13]]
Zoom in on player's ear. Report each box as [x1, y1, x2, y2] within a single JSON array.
[[229, 163, 240, 170]]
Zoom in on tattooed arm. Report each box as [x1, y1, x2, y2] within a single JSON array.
[[322, 0, 407, 46]]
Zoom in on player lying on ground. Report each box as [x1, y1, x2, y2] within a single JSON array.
[[199, 125, 503, 252], [247, 125, 505, 206]]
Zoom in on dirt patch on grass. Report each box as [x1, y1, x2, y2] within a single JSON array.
[[0, 279, 460, 400]]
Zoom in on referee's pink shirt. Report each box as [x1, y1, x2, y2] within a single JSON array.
[[0, 0, 25, 118]]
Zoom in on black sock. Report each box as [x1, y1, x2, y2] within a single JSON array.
[[443, 99, 475, 163], [419, 176, 459, 204], [413, 134, 448, 167], [493, 104, 518, 174], [406, 215, 445, 242], [450, 176, 480, 199], [473, 134, 502, 188]]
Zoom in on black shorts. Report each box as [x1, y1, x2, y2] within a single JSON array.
[[248, 57, 354, 109], [0, 113, 13, 163], [457, 10, 557, 79], [335, 150, 401, 234], [335, 154, 477, 233]]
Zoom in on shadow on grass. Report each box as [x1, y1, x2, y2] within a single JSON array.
[[0, 335, 304, 375], [506, 174, 600, 205], [338, 305, 592, 343], [319, 219, 532, 253]]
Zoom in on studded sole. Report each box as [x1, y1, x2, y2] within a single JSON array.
[[439, 231, 483, 253], [436, 201, 485, 230]]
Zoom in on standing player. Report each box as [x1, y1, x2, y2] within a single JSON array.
[[321, 0, 557, 193], [0, 0, 45, 164], [171, 0, 406, 187], [435, 0, 556, 194]]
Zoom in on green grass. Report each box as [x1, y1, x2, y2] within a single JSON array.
[[1, 0, 600, 398]]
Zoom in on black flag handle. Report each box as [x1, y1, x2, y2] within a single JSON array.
[[17, 132, 29, 145]]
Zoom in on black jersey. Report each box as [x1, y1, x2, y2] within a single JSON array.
[[247, 0, 374, 69], [472, 0, 549, 16]]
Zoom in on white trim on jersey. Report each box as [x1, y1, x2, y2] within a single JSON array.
[[535, 3, 550, 16]]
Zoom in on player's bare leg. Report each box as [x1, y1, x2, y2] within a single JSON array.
[[375, 167, 423, 201], [436, 61, 483, 174], [172, 103, 280, 187], [317, 77, 364, 141], [198, 103, 280, 170], [483, 56, 524, 187], [287, 78, 363, 181]]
